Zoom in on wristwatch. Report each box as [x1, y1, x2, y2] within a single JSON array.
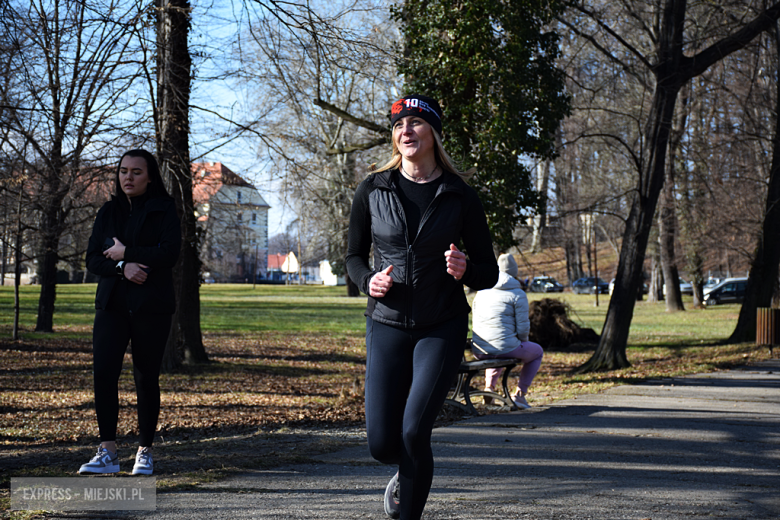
[[116, 261, 125, 276]]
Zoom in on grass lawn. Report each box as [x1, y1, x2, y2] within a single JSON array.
[[0, 284, 368, 338], [527, 291, 744, 347], [0, 284, 745, 344], [0, 283, 772, 507]]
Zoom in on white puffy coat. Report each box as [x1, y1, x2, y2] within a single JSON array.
[[471, 272, 530, 356]]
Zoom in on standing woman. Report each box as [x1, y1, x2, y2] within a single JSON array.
[[79, 149, 180, 476], [346, 95, 498, 519]]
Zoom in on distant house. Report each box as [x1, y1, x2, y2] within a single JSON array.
[[267, 252, 298, 282], [193, 162, 270, 282], [267, 253, 286, 281], [319, 260, 345, 286]]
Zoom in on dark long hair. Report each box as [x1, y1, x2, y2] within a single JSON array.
[[114, 149, 171, 199]]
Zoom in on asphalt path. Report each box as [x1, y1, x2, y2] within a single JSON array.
[[108, 360, 780, 519]]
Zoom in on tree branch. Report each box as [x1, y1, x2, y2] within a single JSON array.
[[325, 137, 389, 155], [312, 97, 390, 136], [687, 2, 780, 79], [564, 4, 654, 71], [557, 17, 653, 91]]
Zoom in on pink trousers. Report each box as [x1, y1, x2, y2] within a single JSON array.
[[473, 341, 544, 395]]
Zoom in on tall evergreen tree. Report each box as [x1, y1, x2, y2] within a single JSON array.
[[393, 0, 570, 251]]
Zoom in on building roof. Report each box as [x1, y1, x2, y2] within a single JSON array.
[[192, 162, 269, 207], [267, 253, 287, 270], [267, 252, 298, 273]]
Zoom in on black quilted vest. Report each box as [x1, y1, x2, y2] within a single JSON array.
[[366, 170, 471, 328]]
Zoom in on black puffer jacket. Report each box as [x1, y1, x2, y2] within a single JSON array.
[[86, 194, 181, 314], [346, 169, 498, 329]]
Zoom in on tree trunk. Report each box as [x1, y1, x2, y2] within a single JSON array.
[[1, 201, 8, 282], [564, 237, 582, 286], [691, 274, 704, 308], [35, 134, 65, 332], [530, 159, 550, 253], [579, 73, 683, 372], [556, 153, 583, 284], [157, 0, 207, 371], [658, 191, 684, 311], [35, 192, 64, 332], [647, 247, 663, 303], [729, 25, 780, 343], [13, 184, 23, 340], [659, 101, 685, 312]]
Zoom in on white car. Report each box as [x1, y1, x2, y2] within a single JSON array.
[[663, 280, 693, 296], [2, 265, 36, 285], [609, 278, 649, 295], [703, 278, 722, 293]]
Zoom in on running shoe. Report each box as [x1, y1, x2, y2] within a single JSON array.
[[513, 394, 532, 409], [383, 471, 400, 518], [131, 447, 154, 475], [78, 447, 119, 474]]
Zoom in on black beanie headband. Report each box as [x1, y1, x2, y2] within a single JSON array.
[[390, 94, 443, 136]]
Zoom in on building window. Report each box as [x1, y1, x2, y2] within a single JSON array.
[[252, 213, 257, 224], [237, 212, 243, 222], [237, 191, 242, 203]]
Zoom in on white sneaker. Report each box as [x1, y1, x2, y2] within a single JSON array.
[[512, 394, 532, 409], [383, 471, 400, 518], [131, 447, 153, 475], [79, 447, 119, 474]]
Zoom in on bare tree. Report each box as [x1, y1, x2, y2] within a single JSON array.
[[155, 0, 208, 368], [2, 0, 150, 332], [236, 0, 397, 296], [657, 85, 688, 312], [560, 0, 780, 371], [730, 23, 780, 343]]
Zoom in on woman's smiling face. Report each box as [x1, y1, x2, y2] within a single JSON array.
[[393, 116, 435, 162]]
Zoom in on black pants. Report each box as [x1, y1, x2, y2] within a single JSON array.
[[92, 309, 171, 447], [365, 314, 467, 520]]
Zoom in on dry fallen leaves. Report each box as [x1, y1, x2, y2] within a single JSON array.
[[1, 332, 367, 448]]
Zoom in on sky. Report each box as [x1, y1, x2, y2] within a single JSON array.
[[186, 0, 296, 238], [185, 0, 395, 239]]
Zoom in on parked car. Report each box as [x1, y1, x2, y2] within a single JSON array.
[[608, 278, 649, 295], [572, 277, 609, 294], [662, 279, 694, 296], [527, 276, 564, 293], [703, 277, 748, 306], [703, 277, 722, 291], [2, 264, 37, 286]]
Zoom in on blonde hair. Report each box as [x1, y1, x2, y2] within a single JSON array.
[[370, 124, 475, 182]]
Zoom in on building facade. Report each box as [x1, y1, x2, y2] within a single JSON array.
[[193, 162, 270, 282]]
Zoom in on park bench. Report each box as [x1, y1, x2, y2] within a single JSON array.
[[445, 339, 518, 415]]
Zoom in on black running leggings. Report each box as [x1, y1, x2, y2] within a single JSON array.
[[92, 309, 171, 447], [365, 314, 467, 520]]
